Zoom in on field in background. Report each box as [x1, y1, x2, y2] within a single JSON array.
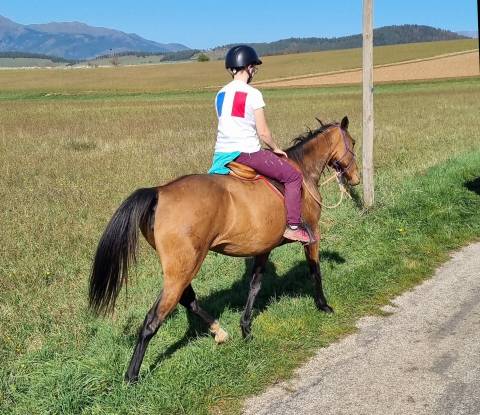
[[85, 54, 167, 66], [1, 76, 480, 414], [0, 57, 68, 68], [0, 39, 476, 92], [259, 50, 479, 87]]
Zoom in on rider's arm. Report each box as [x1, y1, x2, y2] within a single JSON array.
[[254, 108, 288, 157]]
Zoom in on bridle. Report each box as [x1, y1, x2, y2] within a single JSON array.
[[330, 126, 356, 178], [302, 125, 356, 209]]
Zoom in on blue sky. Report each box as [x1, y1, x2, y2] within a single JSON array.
[[2, 1, 478, 49]]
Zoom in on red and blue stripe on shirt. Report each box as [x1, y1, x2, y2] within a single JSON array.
[[216, 91, 247, 118]]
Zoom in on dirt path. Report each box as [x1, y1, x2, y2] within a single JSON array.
[[256, 50, 479, 87], [243, 242, 480, 415]]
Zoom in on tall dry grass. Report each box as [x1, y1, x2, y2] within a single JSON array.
[[0, 39, 476, 93]]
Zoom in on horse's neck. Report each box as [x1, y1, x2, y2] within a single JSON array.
[[301, 133, 333, 185]]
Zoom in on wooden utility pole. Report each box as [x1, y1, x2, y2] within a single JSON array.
[[477, 0, 479, 72], [362, 0, 374, 207]]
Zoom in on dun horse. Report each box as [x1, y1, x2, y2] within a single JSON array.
[[89, 116, 360, 382]]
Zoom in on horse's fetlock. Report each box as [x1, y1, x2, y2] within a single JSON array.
[[240, 317, 250, 328], [190, 301, 200, 314], [142, 319, 160, 338]]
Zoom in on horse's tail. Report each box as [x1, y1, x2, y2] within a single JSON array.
[[89, 187, 158, 315]]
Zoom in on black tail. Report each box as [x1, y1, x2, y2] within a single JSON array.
[[89, 187, 158, 314]]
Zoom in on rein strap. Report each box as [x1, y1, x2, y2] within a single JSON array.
[[303, 171, 351, 209]]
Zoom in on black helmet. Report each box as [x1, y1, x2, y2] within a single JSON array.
[[225, 45, 262, 70]]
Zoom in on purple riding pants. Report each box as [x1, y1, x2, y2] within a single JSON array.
[[236, 150, 302, 225]]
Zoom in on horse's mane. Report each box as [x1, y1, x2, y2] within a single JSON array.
[[286, 119, 338, 163]]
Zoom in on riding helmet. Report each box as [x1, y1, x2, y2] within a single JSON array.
[[225, 45, 262, 70]]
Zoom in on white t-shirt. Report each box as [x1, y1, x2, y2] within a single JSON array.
[[214, 80, 265, 153]]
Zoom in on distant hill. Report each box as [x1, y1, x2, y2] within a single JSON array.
[[456, 30, 478, 38], [213, 25, 469, 57], [0, 51, 73, 63], [0, 51, 75, 68], [0, 15, 189, 60]]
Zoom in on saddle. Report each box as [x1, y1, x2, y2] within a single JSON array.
[[227, 161, 285, 196], [227, 161, 259, 180]]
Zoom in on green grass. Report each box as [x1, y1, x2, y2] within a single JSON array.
[[1, 77, 480, 414]]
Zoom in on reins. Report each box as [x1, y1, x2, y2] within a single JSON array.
[[320, 170, 339, 186], [303, 171, 352, 209]]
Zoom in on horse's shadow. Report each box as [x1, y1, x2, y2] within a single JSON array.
[[465, 177, 480, 196], [147, 249, 345, 371]]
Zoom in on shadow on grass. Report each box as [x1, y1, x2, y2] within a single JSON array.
[[146, 248, 345, 371], [148, 313, 208, 372], [464, 177, 480, 196], [348, 187, 364, 210]]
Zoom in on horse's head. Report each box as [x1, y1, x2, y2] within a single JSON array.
[[329, 116, 360, 186]]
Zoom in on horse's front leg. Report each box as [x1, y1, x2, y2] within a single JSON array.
[[304, 242, 333, 313], [240, 252, 270, 339]]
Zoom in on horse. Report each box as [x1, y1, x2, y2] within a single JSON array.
[[89, 116, 360, 383]]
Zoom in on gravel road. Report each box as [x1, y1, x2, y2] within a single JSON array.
[[244, 242, 480, 415]]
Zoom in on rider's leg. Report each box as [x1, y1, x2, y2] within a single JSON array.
[[236, 150, 302, 224], [235, 150, 311, 243]]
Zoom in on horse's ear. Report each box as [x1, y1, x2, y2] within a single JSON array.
[[341, 116, 349, 130], [315, 117, 325, 127]]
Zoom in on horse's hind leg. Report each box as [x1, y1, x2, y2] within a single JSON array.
[[125, 278, 186, 383], [125, 243, 208, 383], [240, 252, 269, 339], [304, 242, 333, 313], [179, 284, 229, 344]]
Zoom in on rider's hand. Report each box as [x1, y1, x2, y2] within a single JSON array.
[[273, 148, 288, 158]]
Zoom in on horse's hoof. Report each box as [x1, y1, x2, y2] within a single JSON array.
[[241, 326, 253, 340], [210, 321, 229, 344], [243, 333, 253, 341], [124, 373, 138, 384], [317, 303, 334, 313], [214, 327, 229, 344]]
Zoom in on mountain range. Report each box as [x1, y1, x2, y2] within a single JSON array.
[[0, 15, 189, 60], [0, 15, 475, 63], [214, 25, 470, 56]]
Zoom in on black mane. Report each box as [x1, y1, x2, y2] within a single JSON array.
[[286, 120, 338, 163]]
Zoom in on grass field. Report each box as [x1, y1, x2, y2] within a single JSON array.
[[1, 68, 480, 414], [0, 39, 476, 93], [0, 58, 68, 68], [84, 55, 167, 66]]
